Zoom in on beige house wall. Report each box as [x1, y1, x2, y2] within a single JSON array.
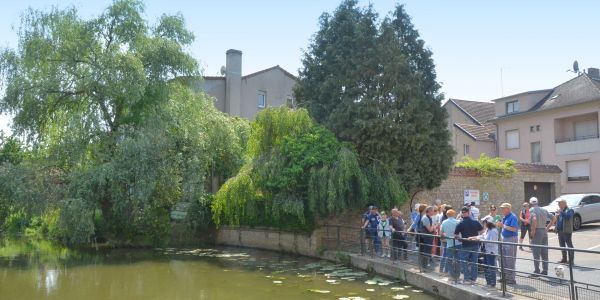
[[452, 129, 495, 163], [496, 101, 600, 194], [240, 68, 297, 120], [493, 90, 551, 117], [199, 79, 226, 112], [445, 102, 495, 162]]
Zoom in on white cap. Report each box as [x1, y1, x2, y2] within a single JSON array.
[[529, 197, 538, 205], [481, 215, 494, 223]]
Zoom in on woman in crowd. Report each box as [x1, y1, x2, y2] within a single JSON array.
[[518, 202, 531, 250], [418, 206, 436, 269], [378, 211, 392, 258], [469, 215, 499, 288]]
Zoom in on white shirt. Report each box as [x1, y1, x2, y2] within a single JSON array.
[[470, 206, 480, 220]]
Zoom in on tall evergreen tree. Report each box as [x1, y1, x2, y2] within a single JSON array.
[[295, 1, 454, 191]]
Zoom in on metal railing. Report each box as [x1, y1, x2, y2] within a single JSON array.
[[555, 133, 600, 143], [320, 224, 600, 300]]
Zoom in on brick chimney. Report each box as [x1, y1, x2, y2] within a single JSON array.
[[225, 49, 242, 116]]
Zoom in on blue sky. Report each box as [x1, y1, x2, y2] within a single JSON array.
[[1, 0, 599, 132]]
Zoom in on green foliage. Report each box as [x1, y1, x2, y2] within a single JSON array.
[[0, 2, 248, 246], [294, 1, 454, 191], [0, 133, 25, 165], [2, 209, 29, 237], [58, 198, 95, 246], [456, 154, 518, 178], [213, 107, 408, 232]]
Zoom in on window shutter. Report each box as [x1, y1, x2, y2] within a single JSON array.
[[506, 130, 519, 149], [567, 160, 590, 181]]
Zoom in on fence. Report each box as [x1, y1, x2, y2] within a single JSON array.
[[320, 224, 600, 300]]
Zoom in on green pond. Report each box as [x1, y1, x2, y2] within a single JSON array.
[[0, 240, 434, 300]]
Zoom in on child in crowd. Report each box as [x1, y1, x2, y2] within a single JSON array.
[[378, 211, 392, 258]]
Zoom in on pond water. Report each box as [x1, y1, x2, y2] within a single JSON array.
[[0, 240, 434, 300]]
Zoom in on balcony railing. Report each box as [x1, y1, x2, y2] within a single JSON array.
[[555, 133, 600, 143]]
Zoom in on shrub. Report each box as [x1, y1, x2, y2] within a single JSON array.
[[455, 154, 517, 178], [58, 198, 95, 246]]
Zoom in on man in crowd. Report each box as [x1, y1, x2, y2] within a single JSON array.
[[529, 197, 555, 276], [554, 198, 575, 264], [454, 206, 483, 284], [497, 203, 518, 284], [390, 208, 408, 261], [362, 206, 381, 256], [441, 209, 461, 279]]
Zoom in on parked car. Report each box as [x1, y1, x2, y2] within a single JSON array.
[[543, 193, 600, 231]]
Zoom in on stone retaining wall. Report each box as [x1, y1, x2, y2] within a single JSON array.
[[410, 164, 561, 212], [215, 226, 323, 257]]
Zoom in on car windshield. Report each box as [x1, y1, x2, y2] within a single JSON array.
[[550, 195, 582, 207]]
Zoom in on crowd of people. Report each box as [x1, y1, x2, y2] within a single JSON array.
[[361, 197, 576, 287]]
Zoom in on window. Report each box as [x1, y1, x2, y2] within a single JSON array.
[[506, 130, 520, 149], [531, 142, 541, 163], [574, 119, 599, 140], [530, 126, 535, 132], [582, 195, 600, 205], [566, 160, 590, 182], [536, 125, 541, 132], [286, 96, 295, 108], [463, 144, 470, 155], [506, 100, 519, 114], [257, 91, 266, 108]]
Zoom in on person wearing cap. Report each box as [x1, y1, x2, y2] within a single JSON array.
[[528, 197, 555, 276], [454, 206, 484, 284], [518, 202, 531, 250], [362, 205, 381, 256], [440, 209, 461, 278], [469, 215, 499, 288], [496, 202, 518, 284], [554, 198, 575, 264]]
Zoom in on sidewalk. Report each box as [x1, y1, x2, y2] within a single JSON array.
[[323, 250, 565, 300]]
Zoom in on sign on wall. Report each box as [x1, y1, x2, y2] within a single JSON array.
[[464, 189, 480, 205], [482, 192, 490, 202]]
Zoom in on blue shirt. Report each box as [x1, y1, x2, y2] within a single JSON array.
[[454, 216, 483, 247], [501, 212, 519, 238], [441, 218, 461, 248], [366, 213, 379, 229], [557, 208, 574, 232]]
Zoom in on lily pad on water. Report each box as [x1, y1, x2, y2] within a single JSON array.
[[366, 288, 375, 292], [364, 280, 377, 285], [378, 281, 392, 286], [411, 289, 422, 293], [339, 297, 366, 300], [391, 287, 405, 291], [308, 289, 330, 294], [272, 281, 283, 284], [392, 295, 410, 299]]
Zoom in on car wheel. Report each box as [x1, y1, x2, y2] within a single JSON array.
[[573, 214, 582, 231]]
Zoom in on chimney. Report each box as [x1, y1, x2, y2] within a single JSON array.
[[225, 49, 242, 116], [587, 67, 600, 80]]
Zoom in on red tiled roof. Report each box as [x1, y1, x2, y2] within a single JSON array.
[[449, 99, 495, 125], [454, 123, 496, 142]]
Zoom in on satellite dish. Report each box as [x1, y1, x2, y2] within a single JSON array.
[[573, 60, 579, 74], [220, 66, 226, 75]]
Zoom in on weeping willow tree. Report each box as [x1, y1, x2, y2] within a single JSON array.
[[212, 107, 408, 232]]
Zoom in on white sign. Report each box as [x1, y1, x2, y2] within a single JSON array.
[[464, 189, 480, 205]]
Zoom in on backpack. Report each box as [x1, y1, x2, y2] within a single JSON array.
[[418, 215, 432, 234]]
